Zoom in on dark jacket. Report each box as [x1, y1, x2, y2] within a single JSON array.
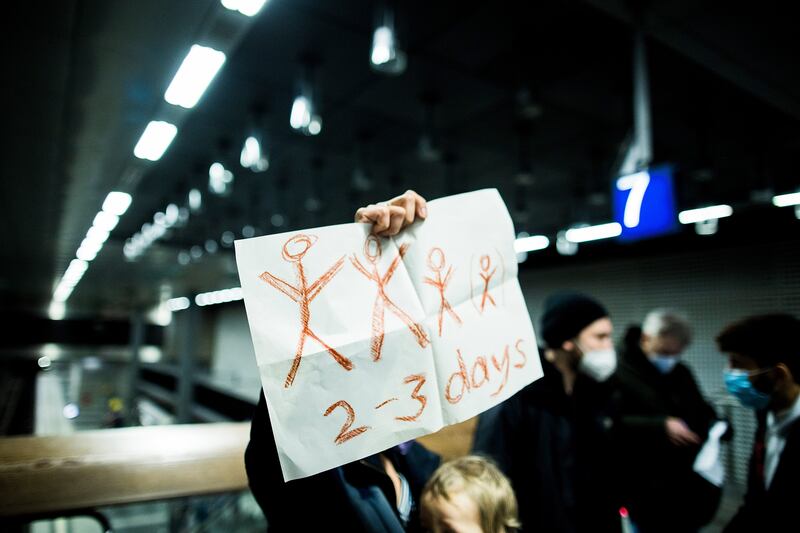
[[245, 391, 439, 533], [724, 410, 800, 532], [613, 345, 721, 532], [472, 359, 621, 533]]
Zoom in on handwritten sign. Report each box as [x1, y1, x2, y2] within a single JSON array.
[[235, 189, 543, 481]]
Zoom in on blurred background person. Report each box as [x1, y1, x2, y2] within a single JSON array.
[[613, 309, 721, 532], [473, 292, 621, 532], [717, 313, 800, 532]]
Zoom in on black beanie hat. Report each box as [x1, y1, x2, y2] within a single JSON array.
[[540, 291, 609, 349]]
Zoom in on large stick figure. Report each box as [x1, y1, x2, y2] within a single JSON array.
[[424, 247, 462, 336], [478, 254, 497, 312], [259, 234, 352, 388], [351, 235, 430, 361]]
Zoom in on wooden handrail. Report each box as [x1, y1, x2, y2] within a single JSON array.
[[0, 423, 249, 518]]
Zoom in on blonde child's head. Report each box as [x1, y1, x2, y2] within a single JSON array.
[[421, 455, 520, 533]]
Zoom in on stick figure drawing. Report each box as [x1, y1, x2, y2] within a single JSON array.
[[351, 235, 430, 361], [259, 234, 352, 388], [424, 247, 462, 336]]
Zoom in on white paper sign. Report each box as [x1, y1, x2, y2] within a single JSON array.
[[693, 420, 728, 487], [235, 189, 543, 481]]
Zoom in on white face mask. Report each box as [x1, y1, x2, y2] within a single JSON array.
[[648, 353, 680, 374], [578, 347, 617, 382]]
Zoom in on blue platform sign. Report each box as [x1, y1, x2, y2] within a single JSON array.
[[613, 165, 678, 241]]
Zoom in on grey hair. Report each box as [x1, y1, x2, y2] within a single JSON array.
[[642, 309, 692, 345]]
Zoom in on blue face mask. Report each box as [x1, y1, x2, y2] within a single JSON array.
[[723, 369, 771, 410], [649, 353, 680, 374]]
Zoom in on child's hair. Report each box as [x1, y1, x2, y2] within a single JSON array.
[[422, 455, 520, 533]]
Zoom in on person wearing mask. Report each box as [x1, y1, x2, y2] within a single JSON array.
[[716, 313, 800, 532], [246, 190, 441, 532], [472, 292, 621, 532], [613, 310, 721, 532]]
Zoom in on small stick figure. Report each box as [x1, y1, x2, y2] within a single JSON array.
[[259, 234, 351, 388], [478, 254, 497, 312], [351, 235, 430, 361], [424, 247, 462, 336]]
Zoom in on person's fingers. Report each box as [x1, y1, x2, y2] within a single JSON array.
[[357, 205, 392, 233], [388, 190, 428, 226], [397, 192, 416, 227], [354, 206, 372, 223], [378, 207, 406, 237], [409, 190, 428, 220], [355, 190, 428, 234]]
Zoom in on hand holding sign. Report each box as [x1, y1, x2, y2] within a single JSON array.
[[236, 189, 543, 480]]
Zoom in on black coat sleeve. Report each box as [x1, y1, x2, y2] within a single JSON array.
[[244, 390, 345, 532]]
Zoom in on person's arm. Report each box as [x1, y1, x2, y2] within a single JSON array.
[[354, 190, 427, 237], [612, 379, 702, 446], [245, 390, 342, 531]]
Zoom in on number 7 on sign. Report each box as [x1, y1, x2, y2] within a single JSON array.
[[616, 171, 650, 229]]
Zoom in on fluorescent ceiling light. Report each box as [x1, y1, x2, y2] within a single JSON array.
[[371, 26, 395, 65], [67, 259, 89, 274], [565, 223, 622, 243], [772, 192, 800, 207], [189, 188, 202, 211], [53, 284, 73, 302], [79, 238, 103, 254], [93, 211, 120, 232], [86, 226, 110, 245], [164, 45, 226, 109], [514, 235, 550, 253], [308, 116, 322, 135], [221, 0, 267, 17], [290, 96, 312, 130], [195, 286, 244, 307], [102, 191, 132, 215], [76, 247, 98, 262], [133, 120, 178, 161], [48, 301, 66, 320], [678, 205, 733, 224], [167, 297, 191, 311], [240, 136, 268, 171]]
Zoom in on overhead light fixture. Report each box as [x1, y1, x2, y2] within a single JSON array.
[[307, 116, 322, 136], [164, 203, 180, 226], [240, 135, 269, 171], [514, 234, 550, 253], [85, 226, 110, 245], [556, 230, 578, 256], [289, 71, 322, 135], [53, 281, 74, 302], [220, 0, 267, 17], [290, 95, 312, 130], [189, 188, 202, 211], [102, 191, 132, 215], [164, 45, 226, 109], [167, 297, 191, 311], [772, 192, 800, 207], [48, 301, 66, 320], [565, 223, 622, 243], [370, 9, 406, 75], [93, 211, 120, 232], [133, 120, 178, 161], [678, 204, 732, 224], [694, 218, 719, 236], [194, 286, 244, 307], [79, 238, 103, 255], [76, 246, 98, 262], [209, 161, 234, 195]]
